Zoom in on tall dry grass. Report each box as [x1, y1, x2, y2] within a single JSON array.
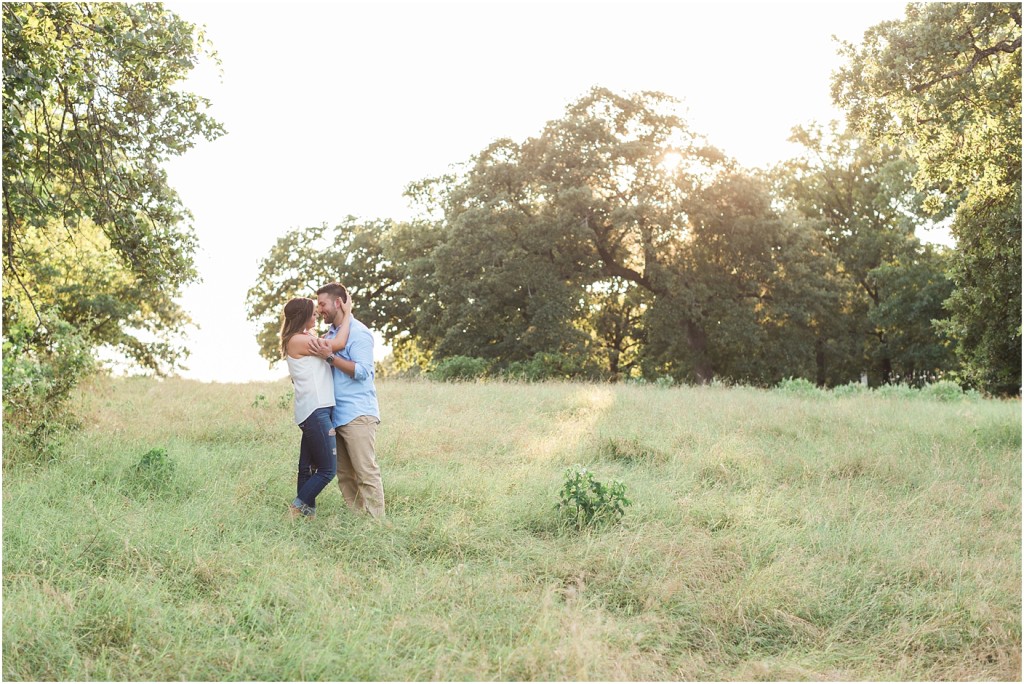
[[3, 376, 1020, 680]]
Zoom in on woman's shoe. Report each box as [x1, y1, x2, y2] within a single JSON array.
[[288, 500, 317, 520]]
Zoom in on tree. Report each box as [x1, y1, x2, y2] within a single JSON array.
[[525, 88, 725, 381], [247, 89, 887, 387], [245, 218, 421, 364], [401, 89, 734, 379], [10, 217, 195, 370], [640, 169, 838, 386], [775, 123, 956, 386], [407, 88, 838, 384], [584, 278, 648, 380], [867, 245, 955, 385], [2, 2, 224, 374], [833, 2, 1021, 394], [403, 138, 596, 367]]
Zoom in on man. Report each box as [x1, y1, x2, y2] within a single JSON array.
[[311, 282, 385, 518]]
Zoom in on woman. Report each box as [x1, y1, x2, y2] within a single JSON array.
[[279, 295, 352, 518]]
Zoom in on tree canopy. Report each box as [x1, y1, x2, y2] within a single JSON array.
[[775, 123, 955, 386], [833, 2, 1021, 395], [2, 2, 224, 453], [250, 88, 958, 389], [247, 5, 1019, 395], [2, 2, 224, 373]]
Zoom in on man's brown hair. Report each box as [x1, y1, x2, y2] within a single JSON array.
[[316, 282, 348, 303]]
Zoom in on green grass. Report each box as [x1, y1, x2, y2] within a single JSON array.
[[3, 376, 1021, 680]]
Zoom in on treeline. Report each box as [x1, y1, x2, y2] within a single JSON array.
[[247, 92, 953, 389], [249, 5, 1021, 396]]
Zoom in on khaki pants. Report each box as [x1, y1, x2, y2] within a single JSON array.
[[335, 415, 385, 518]]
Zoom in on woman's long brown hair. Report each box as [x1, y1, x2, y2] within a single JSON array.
[[280, 297, 315, 359]]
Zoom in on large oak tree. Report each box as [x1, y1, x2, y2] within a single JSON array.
[[775, 123, 956, 386], [3, 2, 224, 372], [3, 2, 223, 449], [249, 89, 841, 385], [833, 2, 1021, 395]]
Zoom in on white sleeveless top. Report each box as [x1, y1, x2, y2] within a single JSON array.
[[285, 354, 335, 424]]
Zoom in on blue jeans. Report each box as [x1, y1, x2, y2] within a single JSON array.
[[295, 407, 337, 511]]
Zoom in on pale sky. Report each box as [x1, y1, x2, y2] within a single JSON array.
[[158, 0, 924, 384]]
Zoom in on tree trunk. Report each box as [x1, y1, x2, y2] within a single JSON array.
[[881, 356, 894, 384], [815, 337, 826, 387], [686, 320, 713, 383], [608, 349, 620, 382]]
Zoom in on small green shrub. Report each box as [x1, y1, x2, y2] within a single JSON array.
[[125, 447, 176, 495], [776, 377, 823, 397], [922, 380, 969, 402], [2, 312, 95, 463], [277, 389, 293, 409], [556, 465, 632, 530], [504, 352, 600, 382], [430, 356, 489, 381], [251, 394, 268, 408]]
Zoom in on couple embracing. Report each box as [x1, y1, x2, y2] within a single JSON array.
[[279, 283, 384, 520]]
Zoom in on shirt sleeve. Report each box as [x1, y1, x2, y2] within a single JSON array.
[[346, 328, 374, 381], [325, 325, 338, 358]]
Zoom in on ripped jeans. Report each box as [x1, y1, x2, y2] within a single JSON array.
[[294, 407, 337, 513]]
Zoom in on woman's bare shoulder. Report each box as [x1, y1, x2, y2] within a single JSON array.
[[286, 332, 312, 356]]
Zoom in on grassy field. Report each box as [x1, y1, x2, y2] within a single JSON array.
[[2, 376, 1021, 681]]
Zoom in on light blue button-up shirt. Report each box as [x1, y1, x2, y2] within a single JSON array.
[[324, 317, 380, 428]]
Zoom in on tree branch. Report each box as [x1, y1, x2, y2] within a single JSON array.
[[911, 36, 1022, 93], [1, 236, 44, 329], [583, 216, 658, 294]]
